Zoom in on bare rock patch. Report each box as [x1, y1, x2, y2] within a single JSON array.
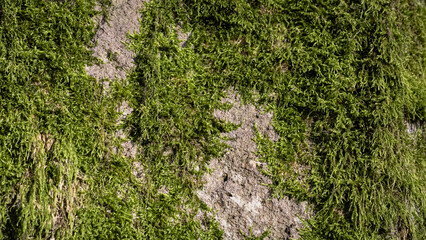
[[86, 0, 142, 81], [197, 89, 311, 239]]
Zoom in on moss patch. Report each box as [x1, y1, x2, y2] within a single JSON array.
[[1, 0, 425, 239]]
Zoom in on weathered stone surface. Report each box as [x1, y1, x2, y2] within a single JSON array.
[[197, 89, 311, 240]]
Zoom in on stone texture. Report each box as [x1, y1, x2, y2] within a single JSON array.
[[86, 0, 142, 81], [197, 89, 311, 239]]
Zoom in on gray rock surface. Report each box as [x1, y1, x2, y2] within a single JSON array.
[[86, 0, 142, 81], [197, 89, 310, 239]]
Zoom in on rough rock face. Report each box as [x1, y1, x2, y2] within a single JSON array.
[[197, 89, 310, 240], [86, 0, 142, 81]]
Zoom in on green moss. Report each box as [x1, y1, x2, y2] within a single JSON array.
[[130, 0, 426, 238], [0, 0, 121, 239], [1, 0, 425, 239]]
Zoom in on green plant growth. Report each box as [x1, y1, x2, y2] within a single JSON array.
[[106, 49, 118, 62], [0, 0, 129, 239], [1, 0, 425, 239], [1, 0, 228, 239], [129, 0, 426, 239], [124, 1, 238, 238]]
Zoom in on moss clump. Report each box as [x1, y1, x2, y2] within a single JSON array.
[[1, 0, 425, 239], [0, 0, 121, 238], [131, 0, 426, 239]]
